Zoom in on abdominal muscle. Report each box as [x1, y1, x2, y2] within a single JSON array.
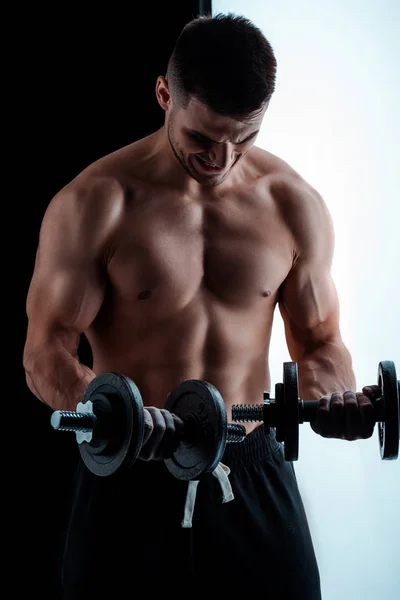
[[88, 290, 277, 435]]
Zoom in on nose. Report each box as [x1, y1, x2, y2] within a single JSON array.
[[209, 143, 234, 169]]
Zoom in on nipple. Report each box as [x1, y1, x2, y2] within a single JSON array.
[[137, 290, 152, 300]]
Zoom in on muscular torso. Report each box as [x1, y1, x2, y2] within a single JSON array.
[[81, 133, 297, 431]]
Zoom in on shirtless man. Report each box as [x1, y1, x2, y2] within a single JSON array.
[[23, 13, 377, 600]]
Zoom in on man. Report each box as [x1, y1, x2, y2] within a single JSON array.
[[23, 12, 377, 599]]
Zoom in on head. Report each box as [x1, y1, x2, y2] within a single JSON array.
[[155, 12, 277, 187]]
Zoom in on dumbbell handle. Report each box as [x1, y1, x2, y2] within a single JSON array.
[[231, 392, 385, 425], [51, 406, 246, 443]]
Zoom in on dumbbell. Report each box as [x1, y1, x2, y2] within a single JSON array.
[[50, 372, 246, 480], [231, 360, 399, 462]]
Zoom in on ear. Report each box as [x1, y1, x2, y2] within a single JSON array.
[[155, 76, 172, 111]]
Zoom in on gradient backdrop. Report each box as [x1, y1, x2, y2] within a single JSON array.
[[213, 1, 399, 598]]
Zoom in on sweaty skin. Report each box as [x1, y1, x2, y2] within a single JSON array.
[[23, 79, 375, 459]]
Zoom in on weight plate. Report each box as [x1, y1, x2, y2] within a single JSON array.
[[283, 362, 300, 461], [274, 383, 285, 443], [377, 361, 399, 460], [164, 380, 227, 481], [79, 372, 145, 476]]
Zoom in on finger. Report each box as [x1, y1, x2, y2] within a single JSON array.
[[342, 391, 360, 440], [171, 412, 185, 439], [141, 409, 155, 446], [356, 392, 376, 438], [329, 392, 345, 438], [139, 407, 166, 461], [362, 385, 381, 400], [311, 395, 332, 437], [154, 409, 182, 460]]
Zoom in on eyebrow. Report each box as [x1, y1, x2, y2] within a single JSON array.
[[189, 129, 259, 145]]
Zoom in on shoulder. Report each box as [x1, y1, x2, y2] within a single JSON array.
[[39, 173, 127, 256], [280, 174, 332, 242], [40, 132, 165, 243], [45, 163, 127, 222], [276, 173, 334, 262], [251, 146, 334, 258], [45, 134, 154, 217]]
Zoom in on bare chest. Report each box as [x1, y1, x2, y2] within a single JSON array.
[[107, 194, 293, 314]]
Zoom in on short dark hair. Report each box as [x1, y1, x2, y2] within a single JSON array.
[[166, 12, 277, 119]]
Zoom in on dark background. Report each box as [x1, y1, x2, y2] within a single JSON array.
[[15, 1, 211, 595]]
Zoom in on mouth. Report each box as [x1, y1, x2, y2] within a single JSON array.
[[193, 155, 225, 175]]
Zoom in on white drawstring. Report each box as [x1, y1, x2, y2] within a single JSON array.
[[181, 463, 234, 528]]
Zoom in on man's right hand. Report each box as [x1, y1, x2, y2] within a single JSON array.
[[139, 407, 185, 461]]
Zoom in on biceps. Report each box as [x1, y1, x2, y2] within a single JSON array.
[[279, 264, 341, 349], [26, 256, 106, 345]]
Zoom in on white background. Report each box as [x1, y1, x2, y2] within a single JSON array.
[[213, 1, 399, 598]]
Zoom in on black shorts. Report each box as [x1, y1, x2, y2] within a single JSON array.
[[61, 426, 321, 599]]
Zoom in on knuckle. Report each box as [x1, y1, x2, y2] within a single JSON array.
[[139, 450, 153, 461], [331, 395, 344, 408], [157, 420, 166, 435], [318, 396, 330, 408], [143, 422, 154, 440]]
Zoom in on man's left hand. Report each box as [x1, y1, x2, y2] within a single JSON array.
[[310, 385, 381, 440]]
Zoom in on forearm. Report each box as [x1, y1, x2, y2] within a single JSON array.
[[24, 342, 96, 411], [297, 340, 356, 401]]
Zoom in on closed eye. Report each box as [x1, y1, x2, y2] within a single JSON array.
[[188, 131, 257, 146], [189, 133, 211, 144]]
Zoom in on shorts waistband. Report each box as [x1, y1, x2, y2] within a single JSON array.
[[221, 425, 281, 468]]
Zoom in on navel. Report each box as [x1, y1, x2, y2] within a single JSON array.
[[137, 290, 152, 300]]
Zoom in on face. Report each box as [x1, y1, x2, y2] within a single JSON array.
[[156, 77, 267, 187]]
